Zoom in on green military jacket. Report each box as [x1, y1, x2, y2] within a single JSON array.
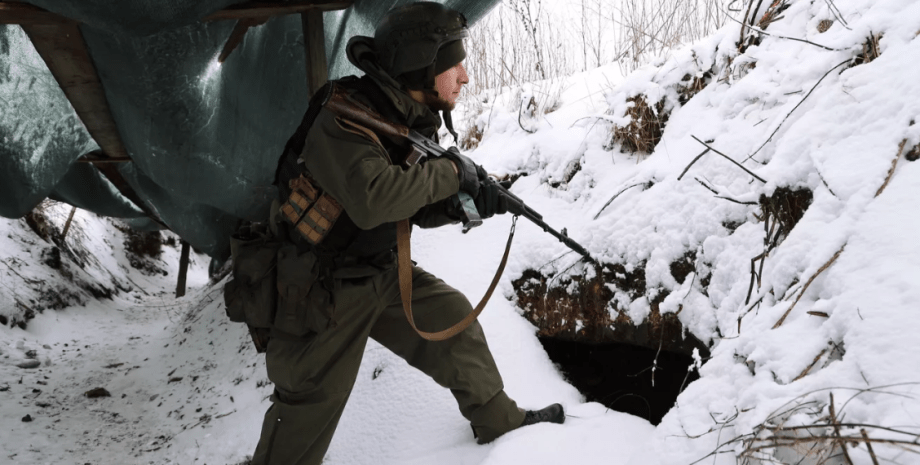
[[295, 56, 461, 276]]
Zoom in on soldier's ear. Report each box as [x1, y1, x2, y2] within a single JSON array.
[[346, 36, 378, 70]]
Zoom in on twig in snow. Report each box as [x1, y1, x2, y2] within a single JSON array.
[[829, 393, 856, 465], [694, 177, 719, 195], [815, 168, 838, 197], [537, 250, 575, 271], [875, 139, 908, 197], [861, 429, 881, 465], [793, 347, 829, 381], [677, 148, 711, 181], [593, 182, 649, 220], [737, 0, 760, 51], [724, 6, 842, 51], [737, 294, 765, 335], [773, 244, 846, 328], [746, 59, 852, 163], [692, 136, 768, 183], [518, 97, 537, 134], [824, 0, 850, 29]]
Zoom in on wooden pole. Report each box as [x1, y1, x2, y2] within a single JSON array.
[[302, 9, 328, 97], [61, 206, 77, 240], [176, 241, 191, 298]]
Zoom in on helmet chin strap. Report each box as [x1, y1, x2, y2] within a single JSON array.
[[443, 110, 459, 144]]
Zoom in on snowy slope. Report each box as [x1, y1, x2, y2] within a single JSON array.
[[453, 0, 920, 463]]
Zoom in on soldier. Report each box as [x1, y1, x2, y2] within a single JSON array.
[[251, 2, 564, 463]]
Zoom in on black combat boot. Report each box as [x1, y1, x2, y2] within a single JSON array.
[[520, 403, 565, 427]]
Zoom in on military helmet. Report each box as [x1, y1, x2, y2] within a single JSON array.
[[374, 2, 469, 87]]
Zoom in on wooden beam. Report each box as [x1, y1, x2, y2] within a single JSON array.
[[302, 9, 328, 96], [0, 2, 70, 25], [176, 241, 191, 298], [20, 20, 169, 229], [77, 150, 133, 164], [204, 0, 352, 22], [61, 205, 77, 240], [76, 157, 133, 163], [218, 17, 268, 63]]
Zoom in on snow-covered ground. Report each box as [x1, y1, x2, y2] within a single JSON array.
[[0, 207, 652, 465], [3, 0, 920, 463]]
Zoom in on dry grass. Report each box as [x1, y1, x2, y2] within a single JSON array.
[[852, 32, 883, 67], [756, 187, 813, 238], [23, 199, 57, 242], [459, 122, 484, 150], [739, 393, 920, 465], [906, 143, 919, 162], [608, 95, 669, 154], [757, 0, 791, 30], [690, 388, 920, 465], [678, 72, 712, 105]]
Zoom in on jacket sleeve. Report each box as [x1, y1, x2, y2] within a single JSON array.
[[303, 109, 460, 230], [411, 197, 462, 229]]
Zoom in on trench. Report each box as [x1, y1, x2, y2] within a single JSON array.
[[540, 337, 701, 425]]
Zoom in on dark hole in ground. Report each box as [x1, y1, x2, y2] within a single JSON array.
[[539, 337, 700, 425]]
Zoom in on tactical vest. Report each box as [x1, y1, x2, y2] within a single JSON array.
[[274, 75, 437, 266]]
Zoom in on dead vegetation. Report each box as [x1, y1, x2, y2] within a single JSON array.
[[852, 33, 883, 68], [757, 0, 791, 30], [690, 388, 920, 465], [113, 223, 169, 276], [744, 187, 814, 309], [817, 19, 834, 34], [23, 200, 58, 243], [606, 67, 711, 156], [607, 96, 669, 154], [459, 120, 484, 150], [907, 143, 919, 162], [677, 72, 712, 105], [737, 0, 791, 53], [512, 257, 709, 356]]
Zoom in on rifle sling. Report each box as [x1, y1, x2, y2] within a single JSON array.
[[396, 217, 516, 341]]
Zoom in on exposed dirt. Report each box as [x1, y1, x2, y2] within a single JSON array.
[[512, 261, 709, 357]]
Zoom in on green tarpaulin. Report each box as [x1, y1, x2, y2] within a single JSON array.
[[0, 0, 497, 269]]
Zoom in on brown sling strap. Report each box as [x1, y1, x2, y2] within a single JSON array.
[[396, 217, 517, 341]]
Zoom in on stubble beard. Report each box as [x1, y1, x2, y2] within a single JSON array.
[[423, 91, 456, 113]]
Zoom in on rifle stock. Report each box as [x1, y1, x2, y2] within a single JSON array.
[[322, 83, 597, 265]]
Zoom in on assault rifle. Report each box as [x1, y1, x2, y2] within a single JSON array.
[[322, 84, 597, 265]]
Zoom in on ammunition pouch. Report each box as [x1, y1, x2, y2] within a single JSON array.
[[280, 174, 343, 246], [224, 222, 281, 352], [274, 242, 335, 338], [223, 218, 337, 353]]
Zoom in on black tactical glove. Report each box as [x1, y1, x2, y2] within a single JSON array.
[[474, 179, 510, 219], [442, 147, 488, 196]]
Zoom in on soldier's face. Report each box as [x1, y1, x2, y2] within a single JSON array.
[[433, 62, 469, 110]]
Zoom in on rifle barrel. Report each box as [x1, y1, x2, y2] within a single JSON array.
[[496, 183, 596, 264]]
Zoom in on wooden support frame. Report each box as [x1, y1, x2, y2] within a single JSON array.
[[302, 9, 328, 96], [16, 16, 169, 229], [218, 17, 268, 63], [202, 1, 353, 21], [176, 241, 191, 298], [0, 0, 350, 233], [0, 2, 61, 25], [209, 0, 350, 65]]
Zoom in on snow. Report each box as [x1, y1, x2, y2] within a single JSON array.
[[3, 0, 920, 463]]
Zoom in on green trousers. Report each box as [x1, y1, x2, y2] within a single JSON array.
[[251, 265, 525, 465]]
